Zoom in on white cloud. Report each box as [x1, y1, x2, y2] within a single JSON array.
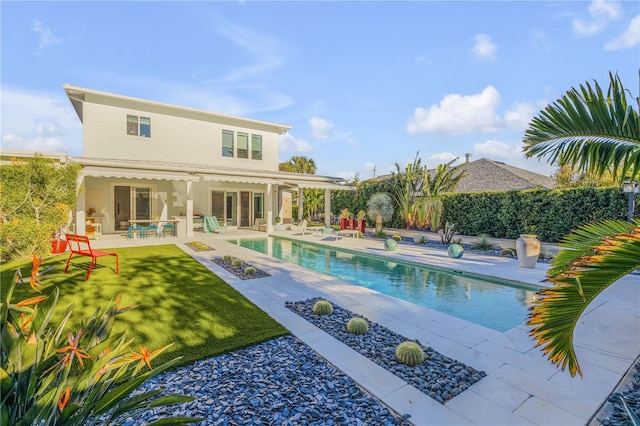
[[572, 0, 622, 37], [309, 117, 334, 139], [470, 33, 497, 62], [31, 21, 61, 49], [530, 29, 552, 51], [429, 152, 458, 164], [605, 14, 640, 50], [503, 102, 538, 131], [1, 86, 81, 154], [474, 139, 522, 159], [407, 86, 501, 134], [278, 133, 312, 154]]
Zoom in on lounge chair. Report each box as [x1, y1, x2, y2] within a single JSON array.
[[290, 219, 308, 235], [204, 216, 228, 234]]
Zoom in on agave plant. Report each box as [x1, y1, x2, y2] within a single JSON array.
[[0, 275, 202, 425]]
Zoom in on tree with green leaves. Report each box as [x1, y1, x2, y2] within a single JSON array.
[[0, 155, 80, 261], [523, 72, 640, 377], [367, 192, 394, 237], [279, 156, 320, 220]]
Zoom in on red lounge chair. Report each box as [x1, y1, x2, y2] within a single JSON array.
[[64, 234, 119, 280]]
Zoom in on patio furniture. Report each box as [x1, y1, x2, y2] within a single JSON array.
[[290, 219, 309, 235], [128, 224, 143, 239], [64, 234, 119, 281], [160, 222, 175, 237], [336, 229, 359, 239], [204, 216, 228, 234], [144, 223, 159, 238]]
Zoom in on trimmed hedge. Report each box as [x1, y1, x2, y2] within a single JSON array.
[[442, 187, 630, 242]]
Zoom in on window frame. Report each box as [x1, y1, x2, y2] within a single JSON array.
[[222, 130, 234, 158], [251, 134, 262, 160], [127, 114, 151, 138], [237, 132, 249, 159]]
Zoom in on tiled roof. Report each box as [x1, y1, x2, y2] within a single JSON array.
[[453, 158, 555, 192]]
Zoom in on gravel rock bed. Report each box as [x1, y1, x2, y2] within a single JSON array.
[[212, 257, 271, 280], [598, 362, 640, 425], [286, 297, 487, 404], [127, 335, 410, 425]]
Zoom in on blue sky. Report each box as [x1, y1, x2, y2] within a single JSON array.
[[2, 1, 638, 180]]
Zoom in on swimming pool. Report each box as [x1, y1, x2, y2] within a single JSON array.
[[228, 237, 540, 332]]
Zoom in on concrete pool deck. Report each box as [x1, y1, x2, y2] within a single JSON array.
[[91, 230, 640, 425]]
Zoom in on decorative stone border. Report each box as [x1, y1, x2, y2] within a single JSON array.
[[286, 297, 486, 404]]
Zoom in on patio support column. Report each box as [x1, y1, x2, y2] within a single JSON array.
[[76, 175, 86, 236], [324, 188, 331, 228], [298, 187, 304, 222], [266, 183, 274, 233], [186, 180, 193, 237]]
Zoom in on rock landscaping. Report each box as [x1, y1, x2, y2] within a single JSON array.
[[597, 362, 640, 426], [286, 297, 487, 404], [127, 335, 410, 425], [212, 256, 270, 280]]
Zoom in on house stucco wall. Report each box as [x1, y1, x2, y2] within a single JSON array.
[[81, 95, 280, 170]]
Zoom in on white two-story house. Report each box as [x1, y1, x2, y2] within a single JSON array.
[[4, 84, 351, 236]]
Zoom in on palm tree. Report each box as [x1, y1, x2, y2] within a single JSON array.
[[279, 156, 317, 174], [366, 192, 394, 236], [522, 72, 640, 377]]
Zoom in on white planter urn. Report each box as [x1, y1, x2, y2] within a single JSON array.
[[516, 234, 541, 268]]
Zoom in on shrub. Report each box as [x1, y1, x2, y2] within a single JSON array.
[[392, 234, 402, 241], [413, 235, 426, 244], [471, 234, 495, 251], [0, 276, 201, 425], [395, 341, 425, 366], [346, 317, 369, 335], [373, 230, 387, 239], [244, 266, 257, 275], [501, 248, 517, 258], [312, 300, 333, 316], [222, 255, 233, 262], [231, 258, 243, 267]]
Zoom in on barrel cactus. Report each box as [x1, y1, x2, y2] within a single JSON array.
[[223, 255, 233, 262], [413, 235, 426, 244], [244, 266, 257, 275], [392, 234, 402, 241], [313, 300, 333, 316], [346, 317, 369, 335], [231, 258, 243, 267], [396, 341, 425, 366]]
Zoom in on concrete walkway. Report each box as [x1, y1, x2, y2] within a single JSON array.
[[91, 230, 640, 425]]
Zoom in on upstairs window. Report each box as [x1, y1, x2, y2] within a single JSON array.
[[222, 130, 234, 157], [127, 115, 151, 137], [251, 135, 262, 160], [237, 132, 249, 159]]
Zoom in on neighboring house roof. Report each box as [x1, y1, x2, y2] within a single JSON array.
[[454, 158, 555, 192], [63, 84, 292, 135]]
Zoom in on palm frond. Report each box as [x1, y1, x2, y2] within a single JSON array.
[[523, 72, 640, 180], [527, 219, 640, 377]]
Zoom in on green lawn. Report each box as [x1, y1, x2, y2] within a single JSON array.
[[1, 244, 289, 368]]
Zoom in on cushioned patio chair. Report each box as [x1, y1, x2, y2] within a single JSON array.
[[290, 219, 309, 235], [204, 216, 228, 234]]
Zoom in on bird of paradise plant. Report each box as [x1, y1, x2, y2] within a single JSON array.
[[0, 274, 202, 425]]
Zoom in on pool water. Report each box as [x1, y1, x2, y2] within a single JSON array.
[[229, 237, 539, 332]]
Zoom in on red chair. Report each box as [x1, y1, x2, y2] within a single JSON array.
[[64, 234, 119, 281]]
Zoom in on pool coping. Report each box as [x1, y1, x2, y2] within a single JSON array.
[[92, 231, 640, 425]]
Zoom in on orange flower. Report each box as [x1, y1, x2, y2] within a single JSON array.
[[44, 332, 92, 375], [57, 388, 71, 411], [29, 254, 43, 292], [124, 344, 172, 372], [16, 295, 47, 307]]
